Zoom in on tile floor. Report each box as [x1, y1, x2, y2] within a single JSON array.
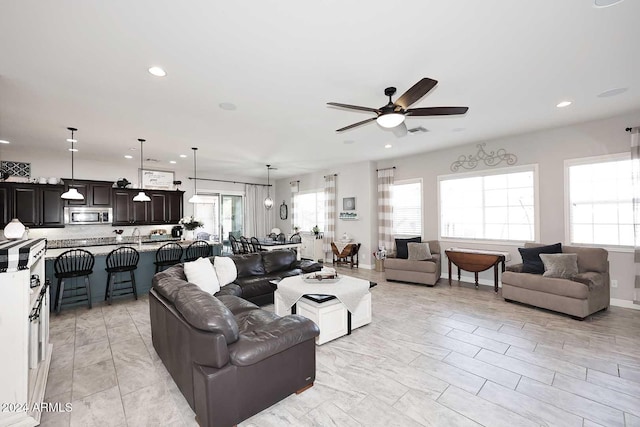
[[41, 267, 640, 427]]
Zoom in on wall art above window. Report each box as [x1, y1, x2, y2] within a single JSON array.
[[450, 143, 517, 172]]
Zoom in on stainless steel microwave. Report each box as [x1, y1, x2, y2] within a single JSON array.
[[64, 207, 112, 225]]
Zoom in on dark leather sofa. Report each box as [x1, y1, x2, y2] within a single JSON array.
[[216, 250, 321, 306], [150, 270, 320, 427]]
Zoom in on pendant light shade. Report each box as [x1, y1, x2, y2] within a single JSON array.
[[61, 127, 85, 201], [264, 164, 273, 209], [188, 147, 201, 203], [133, 138, 150, 202]]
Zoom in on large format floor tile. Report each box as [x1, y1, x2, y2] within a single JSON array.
[[45, 268, 640, 427]]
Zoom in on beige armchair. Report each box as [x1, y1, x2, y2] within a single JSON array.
[[384, 240, 441, 286]]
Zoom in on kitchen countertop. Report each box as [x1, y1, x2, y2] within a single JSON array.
[[45, 240, 222, 260]]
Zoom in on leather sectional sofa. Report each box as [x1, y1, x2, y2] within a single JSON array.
[[217, 250, 321, 305], [150, 266, 320, 427]]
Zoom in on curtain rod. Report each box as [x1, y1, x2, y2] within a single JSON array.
[[376, 166, 396, 171], [188, 177, 271, 187], [323, 173, 338, 178], [626, 127, 639, 132]]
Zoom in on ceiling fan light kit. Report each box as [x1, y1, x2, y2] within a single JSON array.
[[61, 127, 85, 201], [328, 78, 468, 133]]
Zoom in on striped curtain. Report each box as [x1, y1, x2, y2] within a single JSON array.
[[631, 127, 640, 305], [323, 175, 336, 258], [290, 180, 299, 232], [377, 168, 395, 254]]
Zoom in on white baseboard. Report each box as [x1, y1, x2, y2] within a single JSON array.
[[610, 298, 640, 310]]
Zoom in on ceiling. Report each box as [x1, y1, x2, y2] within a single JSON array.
[[1, 0, 639, 180]]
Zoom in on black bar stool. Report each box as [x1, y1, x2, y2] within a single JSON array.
[[240, 236, 252, 253], [105, 246, 140, 305], [185, 240, 211, 262], [54, 249, 95, 314], [154, 242, 183, 273]]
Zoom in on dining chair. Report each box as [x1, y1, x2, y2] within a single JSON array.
[[240, 236, 252, 253], [250, 237, 264, 251], [277, 233, 286, 243], [289, 233, 302, 243]]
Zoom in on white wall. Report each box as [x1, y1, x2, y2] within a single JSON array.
[[275, 160, 375, 268], [376, 110, 639, 302]]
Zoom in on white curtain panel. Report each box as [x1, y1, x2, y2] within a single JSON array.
[[377, 167, 395, 254], [324, 175, 336, 257], [631, 127, 640, 305], [244, 184, 274, 239]]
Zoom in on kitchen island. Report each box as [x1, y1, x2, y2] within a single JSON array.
[[45, 240, 222, 309]]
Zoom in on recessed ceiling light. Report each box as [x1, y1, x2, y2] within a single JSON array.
[[597, 87, 628, 98], [169, 160, 177, 164], [68, 148, 78, 152], [384, 144, 392, 149], [179, 154, 188, 158], [148, 66, 167, 77], [124, 155, 133, 159], [556, 101, 572, 108], [0, 140, 9, 144], [219, 102, 237, 111], [343, 140, 355, 145], [594, 0, 624, 7]]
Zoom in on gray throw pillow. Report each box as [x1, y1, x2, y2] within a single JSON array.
[[407, 242, 432, 261], [540, 253, 578, 279]]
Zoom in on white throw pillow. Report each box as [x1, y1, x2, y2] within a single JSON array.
[[214, 256, 238, 286], [184, 257, 220, 294]]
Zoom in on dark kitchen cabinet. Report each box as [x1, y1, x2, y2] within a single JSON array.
[[112, 189, 183, 226], [0, 185, 12, 228], [65, 180, 112, 207], [112, 189, 148, 225], [10, 184, 64, 228], [149, 190, 183, 225]]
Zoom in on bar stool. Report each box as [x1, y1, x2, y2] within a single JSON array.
[[154, 242, 183, 273], [185, 240, 211, 262], [105, 247, 139, 305], [240, 236, 252, 253], [53, 249, 95, 314]]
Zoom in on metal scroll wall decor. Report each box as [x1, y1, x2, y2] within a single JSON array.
[[450, 143, 517, 172]]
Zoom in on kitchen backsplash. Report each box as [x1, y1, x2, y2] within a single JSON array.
[[27, 224, 175, 241]]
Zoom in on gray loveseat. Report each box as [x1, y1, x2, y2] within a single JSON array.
[[501, 243, 610, 319]]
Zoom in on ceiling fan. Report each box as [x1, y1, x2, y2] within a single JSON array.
[[327, 77, 468, 133]]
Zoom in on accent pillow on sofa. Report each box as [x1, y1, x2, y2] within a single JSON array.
[[407, 242, 432, 261], [395, 237, 421, 259], [540, 253, 578, 279], [214, 256, 238, 286], [184, 257, 220, 294], [518, 243, 562, 274]]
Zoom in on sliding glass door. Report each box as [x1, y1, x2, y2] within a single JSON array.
[[194, 193, 243, 245]]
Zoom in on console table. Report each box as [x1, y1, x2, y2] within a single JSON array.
[[445, 248, 510, 293]]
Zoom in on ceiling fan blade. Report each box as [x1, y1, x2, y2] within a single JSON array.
[[336, 117, 377, 132], [327, 102, 380, 113], [394, 78, 438, 109], [391, 122, 408, 138], [405, 106, 469, 116]]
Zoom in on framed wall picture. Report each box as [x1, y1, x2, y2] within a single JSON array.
[[343, 197, 356, 211], [140, 169, 175, 190]]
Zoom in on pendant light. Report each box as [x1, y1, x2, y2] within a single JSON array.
[[133, 138, 151, 202], [188, 147, 201, 203], [61, 127, 85, 200], [264, 164, 274, 209]]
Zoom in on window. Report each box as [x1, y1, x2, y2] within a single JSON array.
[[194, 193, 244, 242], [392, 180, 422, 236], [293, 190, 325, 233], [439, 166, 537, 242], [566, 154, 633, 247]]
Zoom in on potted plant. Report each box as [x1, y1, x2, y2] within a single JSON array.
[[312, 225, 320, 237], [179, 216, 204, 241]]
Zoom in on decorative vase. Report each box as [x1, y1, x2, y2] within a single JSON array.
[[4, 218, 26, 240], [184, 229, 195, 241]]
